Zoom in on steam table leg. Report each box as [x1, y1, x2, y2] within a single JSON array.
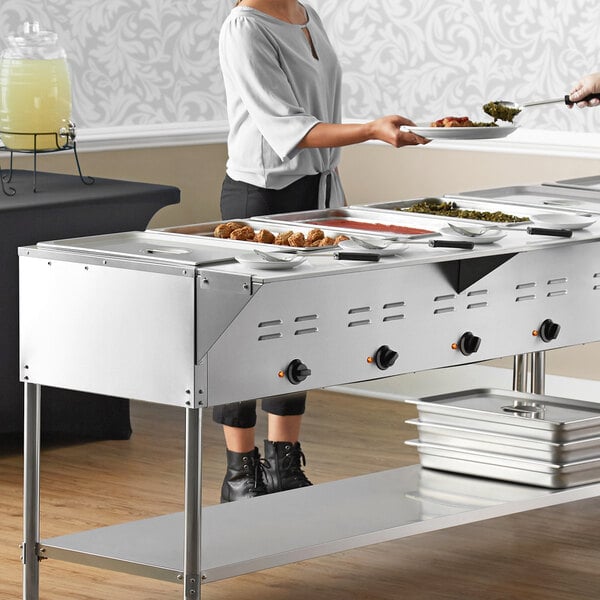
[[183, 407, 203, 599], [23, 383, 41, 600]]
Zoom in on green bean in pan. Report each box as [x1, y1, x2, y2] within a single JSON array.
[[400, 199, 528, 223]]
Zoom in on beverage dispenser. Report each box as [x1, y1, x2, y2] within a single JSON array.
[[0, 21, 72, 151]]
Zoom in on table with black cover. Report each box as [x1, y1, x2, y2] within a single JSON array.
[[0, 169, 180, 439]]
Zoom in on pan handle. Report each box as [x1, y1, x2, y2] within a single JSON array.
[[501, 401, 545, 419], [526, 227, 573, 238], [429, 239, 474, 249]]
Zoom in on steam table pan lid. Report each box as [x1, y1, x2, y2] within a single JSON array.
[[407, 388, 600, 432]]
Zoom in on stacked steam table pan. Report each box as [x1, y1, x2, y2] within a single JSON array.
[[406, 389, 600, 488]]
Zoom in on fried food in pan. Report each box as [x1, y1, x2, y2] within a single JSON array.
[[287, 232, 306, 247], [229, 225, 255, 241], [214, 221, 244, 238], [274, 231, 294, 245], [306, 228, 325, 244], [255, 229, 276, 244], [333, 234, 350, 245]]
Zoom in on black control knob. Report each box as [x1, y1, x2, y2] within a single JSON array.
[[458, 331, 481, 356], [374, 345, 399, 370], [286, 359, 311, 385], [539, 318, 561, 343]]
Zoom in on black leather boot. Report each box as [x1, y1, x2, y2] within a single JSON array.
[[220, 447, 268, 503], [263, 440, 312, 494]]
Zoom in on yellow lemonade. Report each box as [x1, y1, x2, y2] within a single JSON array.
[[0, 58, 72, 151]]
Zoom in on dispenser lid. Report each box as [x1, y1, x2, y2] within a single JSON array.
[[3, 22, 64, 59]]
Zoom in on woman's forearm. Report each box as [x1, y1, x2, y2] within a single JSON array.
[[298, 116, 429, 149]]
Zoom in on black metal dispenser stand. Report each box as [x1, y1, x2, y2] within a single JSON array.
[[0, 123, 94, 195]]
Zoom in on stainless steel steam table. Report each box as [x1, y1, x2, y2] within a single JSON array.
[[19, 211, 600, 599]]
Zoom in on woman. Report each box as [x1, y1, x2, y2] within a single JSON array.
[[217, 0, 428, 503]]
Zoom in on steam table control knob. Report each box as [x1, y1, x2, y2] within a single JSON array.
[[458, 331, 481, 356], [539, 318, 561, 343], [286, 359, 311, 385], [374, 345, 399, 370]]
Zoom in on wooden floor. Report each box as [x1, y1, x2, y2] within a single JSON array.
[[2, 389, 600, 600]]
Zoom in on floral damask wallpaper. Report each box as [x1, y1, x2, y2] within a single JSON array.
[[0, 0, 598, 133]]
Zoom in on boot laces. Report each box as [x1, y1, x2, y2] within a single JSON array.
[[250, 456, 270, 492], [282, 445, 310, 483]]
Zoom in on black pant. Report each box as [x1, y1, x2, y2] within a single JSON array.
[[212, 174, 320, 428]]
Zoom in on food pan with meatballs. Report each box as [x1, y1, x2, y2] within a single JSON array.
[[213, 221, 348, 249]]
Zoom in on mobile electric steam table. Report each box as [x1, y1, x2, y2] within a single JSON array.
[[19, 196, 600, 599]]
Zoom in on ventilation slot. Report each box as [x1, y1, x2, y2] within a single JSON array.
[[434, 294, 455, 302], [258, 319, 282, 328], [467, 289, 488, 297], [258, 333, 282, 341], [467, 302, 488, 309], [295, 314, 318, 322], [516, 282, 536, 290], [383, 301, 405, 309], [348, 306, 371, 314], [434, 307, 454, 315], [547, 290, 567, 298], [516, 295, 536, 302], [348, 320, 371, 328], [295, 327, 318, 336], [548, 277, 567, 285], [383, 314, 405, 322]]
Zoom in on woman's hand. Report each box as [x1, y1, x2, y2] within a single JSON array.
[[569, 73, 600, 108], [367, 115, 430, 147]]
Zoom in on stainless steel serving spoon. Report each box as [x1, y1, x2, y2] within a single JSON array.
[[253, 249, 296, 262], [446, 222, 501, 237], [485, 94, 600, 122]]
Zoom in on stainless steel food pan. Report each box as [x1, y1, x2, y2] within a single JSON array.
[[406, 419, 600, 463], [251, 207, 440, 238], [544, 175, 600, 192], [406, 440, 600, 488], [407, 389, 600, 442], [363, 197, 551, 223], [450, 184, 600, 213], [155, 219, 349, 251]]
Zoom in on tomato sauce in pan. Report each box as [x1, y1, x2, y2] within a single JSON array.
[[306, 219, 433, 235]]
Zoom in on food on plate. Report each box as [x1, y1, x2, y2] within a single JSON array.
[[402, 198, 528, 223], [255, 229, 275, 244], [214, 221, 245, 238], [483, 102, 521, 123], [430, 116, 497, 128], [307, 218, 434, 236]]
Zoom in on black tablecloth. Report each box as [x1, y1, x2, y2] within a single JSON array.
[[0, 169, 180, 439]]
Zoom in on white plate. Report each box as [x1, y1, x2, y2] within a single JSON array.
[[234, 252, 306, 270], [529, 213, 596, 230], [338, 239, 409, 255], [402, 123, 517, 140], [439, 226, 507, 244]]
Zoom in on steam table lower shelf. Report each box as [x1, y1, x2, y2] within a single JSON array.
[[39, 464, 600, 585]]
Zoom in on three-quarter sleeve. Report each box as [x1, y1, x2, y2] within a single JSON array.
[[220, 17, 319, 161]]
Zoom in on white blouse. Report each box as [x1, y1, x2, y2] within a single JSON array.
[[219, 3, 344, 207]]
